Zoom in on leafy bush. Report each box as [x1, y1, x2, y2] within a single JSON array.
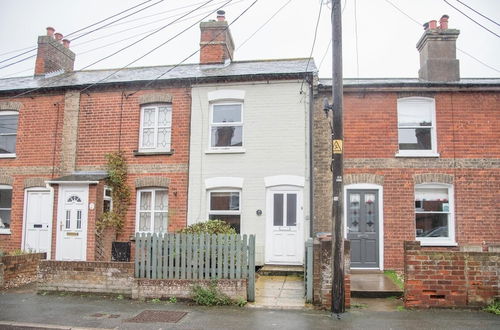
[[191, 281, 233, 306], [179, 220, 236, 235], [484, 300, 500, 315], [9, 249, 28, 256]]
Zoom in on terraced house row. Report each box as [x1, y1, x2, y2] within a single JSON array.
[[0, 13, 498, 272]]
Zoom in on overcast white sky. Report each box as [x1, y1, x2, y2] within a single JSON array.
[[0, 0, 499, 79]]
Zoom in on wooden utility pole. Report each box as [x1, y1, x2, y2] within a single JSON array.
[[331, 0, 345, 316]]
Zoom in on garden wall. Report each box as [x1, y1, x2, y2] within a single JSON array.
[[404, 241, 499, 308], [313, 238, 351, 309], [38, 260, 247, 301], [0, 253, 46, 289]]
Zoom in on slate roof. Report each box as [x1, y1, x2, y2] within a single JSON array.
[[319, 77, 500, 87], [0, 58, 316, 92]]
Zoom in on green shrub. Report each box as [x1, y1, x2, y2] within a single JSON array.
[[9, 249, 28, 256], [179, 220, 236, 235], [191, 281, 233, 306], [484, 300, 500, 315]]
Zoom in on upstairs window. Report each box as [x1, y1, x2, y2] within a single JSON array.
[[139, 104, 172, 152], [210, 103, 243, 148], [415, 184, 455, 246], [0, 185, 12, 233], [397, 97, 438, 157], [0, 111, 18, 157]]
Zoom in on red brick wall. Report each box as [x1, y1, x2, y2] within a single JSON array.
[[0, 252, 46, 288], [404, 241, 499, 308], [312, 238, 351, 309], [313, 89, 500, 271], [0, 85, 191, 260]]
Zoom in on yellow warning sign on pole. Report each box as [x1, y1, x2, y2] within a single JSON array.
[[333, 139, 343, 154]]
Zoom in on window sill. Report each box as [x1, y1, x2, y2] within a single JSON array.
[[417, 239, 457, 247], [0, 153, 16, 159], [0, 229, 12, 235], [395, 152, 440, 158], [205, 148, 246, 154], [134, 150, 174, 156]]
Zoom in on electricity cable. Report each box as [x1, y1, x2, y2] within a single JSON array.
[[443, 0, 499, 38], [300, 0, 324, 93]]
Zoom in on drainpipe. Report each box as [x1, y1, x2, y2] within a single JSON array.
[[308, 79, 314, 238]]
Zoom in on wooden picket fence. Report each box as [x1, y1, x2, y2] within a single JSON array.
[[134, 233, 256, 301]]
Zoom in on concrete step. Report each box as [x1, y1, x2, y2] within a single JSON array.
[[350, 272, 403, 298], [258, 265, 304, 276]]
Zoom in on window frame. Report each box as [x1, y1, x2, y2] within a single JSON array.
[[396, 97, 439, 158], [208, 102, 244, 151], [0, 184, 12, 234], [415, 183, 456, 246], [135, 188, 169, 233], [138, 103, 172, 153], [0, 110, 19, 158], [207, 189, 241, 232], [103, 186, 113, 213]]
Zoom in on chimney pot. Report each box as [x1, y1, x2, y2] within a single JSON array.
[[423, 22, 429, 30], [62, 39, 71, 48], [217, 10, 225, 21], [46, 27, 55, 37], [428, 20, 437, 29], [439, 15, 449, 29], [54, 32, 63, 42]]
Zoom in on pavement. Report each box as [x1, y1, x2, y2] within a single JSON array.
[[250, 275, 306, 309], [0, 284, 499, 330]]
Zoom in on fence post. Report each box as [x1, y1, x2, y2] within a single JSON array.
[[152, 233, 158, 279], [306, 238, 314, 303], [134, 233, 140, 278], [247, 234, 256, 302]]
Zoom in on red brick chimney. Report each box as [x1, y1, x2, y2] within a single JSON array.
[[417, 15, 460, 82], [199, 10, 235, 64], [34, 27, 76, 76]]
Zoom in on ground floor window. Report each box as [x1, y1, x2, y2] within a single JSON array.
[[415, 184, 454, 245], [136, 188, 168, 233], [208, 191, 241, 233], [0, 185, 12, 233]]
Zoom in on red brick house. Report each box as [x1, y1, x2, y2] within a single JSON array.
[[313, 16, 500, 271], [0, 13, 315, 261]]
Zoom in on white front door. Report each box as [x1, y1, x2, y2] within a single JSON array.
[[23, 189, 52, 255], [56, 185, 88, 261], [265, 188, 303, 265]]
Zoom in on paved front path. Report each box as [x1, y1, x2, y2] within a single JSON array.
[[0, 287, 498, 329]]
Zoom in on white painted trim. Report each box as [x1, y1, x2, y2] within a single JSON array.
[[0, 154, 16, 158], [55, 184, 89, 261], [205, 177, 244, 189], [208, 90, 245, 102], [22, 187, 52, 258], [0, 184, 12, 234], [397, 97, 438, 157], [344, 183, 384, 271], [138, 104, 172, 153], [265, 187, 304, 265], [205, 189, 242, 231], [415, 183, 456, 246], [205, 148, 246, 154], [135, 188, 169, 233], [264, 175, 304, 188], [208, 102, 244, 150]]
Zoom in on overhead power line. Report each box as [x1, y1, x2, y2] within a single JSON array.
[[78, 0, 218, 71], [443, 0, 500, 38], [0, 0, 163, 69], [455, 0, 499, 27], [318, 0, 346, 71], [236, 0, 293, 51], [384, 0, 500, 74], [300, 0, 324, 93], [127, 0, 259, 96]]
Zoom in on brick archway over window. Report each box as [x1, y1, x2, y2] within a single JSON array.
[[344, 173, 384, 186], [138, 93, 172, 105], [24, 177, 48, 188], [135, 176, 170, 189], [0, 101, 22, 111], [0, 175, 14, 185], [414, 173, 453, 184]]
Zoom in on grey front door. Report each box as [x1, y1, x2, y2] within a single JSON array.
[[347, 189, 379, 268]]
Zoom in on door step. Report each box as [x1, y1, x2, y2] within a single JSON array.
[[350, 272, 403, 298], [258, 265, 304, 276]]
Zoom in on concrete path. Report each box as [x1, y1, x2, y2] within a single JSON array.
[[249, 275, 307, 309], [0, 286, 499, 330]]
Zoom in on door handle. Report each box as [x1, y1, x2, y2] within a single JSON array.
[[59, 222, 63, 230]]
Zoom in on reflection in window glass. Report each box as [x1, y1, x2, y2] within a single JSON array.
[[209, 191, 241, 233], [210, 103, 243, 148], [0, 187, 12, 229], [0, 114, 18, 154], [397, 98, 435, 152], [273, 194, 284, 226], [415, 186, 450, 238]]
